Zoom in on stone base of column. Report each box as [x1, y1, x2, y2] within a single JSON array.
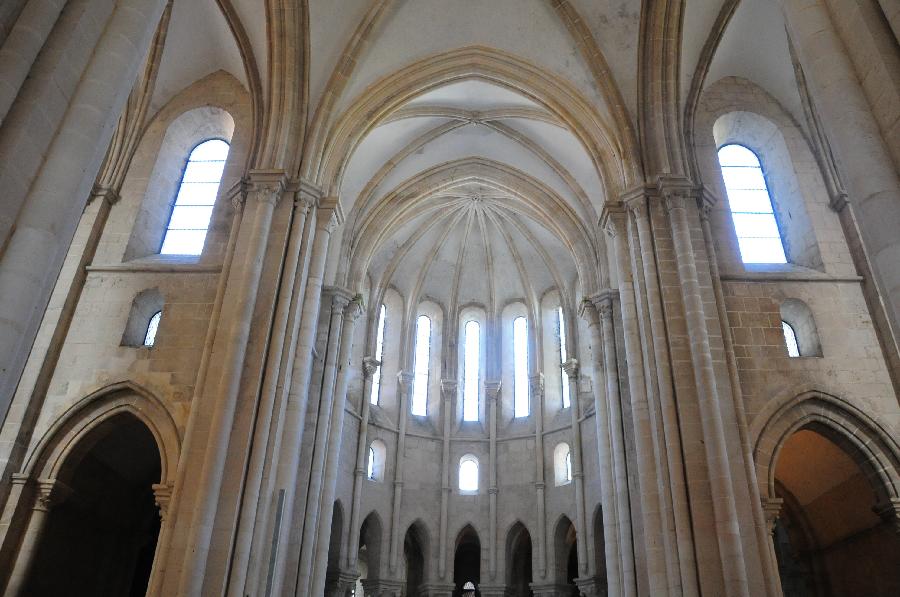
[[420, 581, 457, 596], [361, 578, 404, 597], [575, 575, 607, 597], [530, 581, 577, 596], [478, 583, 509, 597]]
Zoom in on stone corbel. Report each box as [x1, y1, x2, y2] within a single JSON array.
[[874, 497, 900, 534], [562, 358, 580, 381], [34, 478, 72, 512], [226, 177, 250, 210], [152, 483, 173, 521], [598, 202, 626, 239], [761, 496, 784, 536], [484, 380, 502, 402], [362, 356, 381, 379], [318, 195, 345, 234]]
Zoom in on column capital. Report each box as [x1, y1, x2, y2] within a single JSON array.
[[829, 190, 849, 213], [440, 378, 458, 398], [34, 478, 72, 512], [562, 358, 579, 380], [296, 178, 324, 213], [89, 184, 121, 206], [246, 169, 290, 205], [599, 202, 627, 238], [152, 483, 173, 521], [484, 380, 501, 401], [397, 370, 415, 386], [874, 497, 900, 534], [528, 373, 544, 397], [761, 496, 784, 536], [318, 196, 345, 232], [323, 286, 356, 314], [574, 575, 608, 597], [363, 356, 381, 379]]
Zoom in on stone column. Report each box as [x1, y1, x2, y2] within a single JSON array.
[[348, 356, 380, 571], [761, 495, 784, 588], [662, 187, 750, 597], [0, 0, 169, 419], [530, 582, 572, 597], [782, 0, 900, 337], [438, 379, 456, 580], [176, 171, 286, 596], [388, 371, 414, 573], [295, 287, 356, 594], [310, 293, 364, 596], [623, 192, 699, 595], [531, 374, 548, 580], [578, 298, 624, 597], [5, 477, 71, 597], [486, 379, 501, 581], [258, 197, 339, 597], [421, 581, 456, 597], [564, 359, 589, 581], [575, 575, 608, 597], [601, 206, 668, 595]]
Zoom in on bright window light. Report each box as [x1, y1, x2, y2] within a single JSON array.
[[513, 316, 529, 418], [160, 139, 230, 255], [411, 315, 431, 416], [370, 305, 386, 405], [367, 446, 376, 480], [782, 321, 800, 358], [565, 450, 572, 482], [144, 311, 161, 347], [717, 144, 787, 264], [459, 456, 479, 491], [463, 320, 480, 422], [558, 307, 570, 409]]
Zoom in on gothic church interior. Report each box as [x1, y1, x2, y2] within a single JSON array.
[[0, 1, 899, 596]]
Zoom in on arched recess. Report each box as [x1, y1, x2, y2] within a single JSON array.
[[779, 298, 822, 358], [552, 515, 578, 590], [592, 505, 607, 583], [403, 520, 429, 597], [1, 381, 179, 595], [303, 46, 640, 196], [358, 511, 384, 589], [753, 391, 900, 595], [505, 521, 533, 597], [453, 524, 481, 597], [325, 500, 345, 590]]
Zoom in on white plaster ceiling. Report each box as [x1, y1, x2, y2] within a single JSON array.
[[152, 0, 249, 114]]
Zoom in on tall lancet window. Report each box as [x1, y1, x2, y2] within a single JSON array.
[[558, 307, 570, 409], [411, 315, 431, 416], [370, 304, 386, 405], [717, 144, 787, 264], [513, 316, 529, 417], [463, 320, 480, 422], [161, 139, 230, 255]]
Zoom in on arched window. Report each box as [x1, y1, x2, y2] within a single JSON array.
[[370, 304, 386, 405], [463, 320, 480, 422], [782, 321, 800, 358], [411, 315, 431, 416], [459, 455, 479, 492], [143, 311, 162, 347], [557, 306, 570, 409], [160, 139, 230, 255], [717, 144, 786, 264], [367, 440, 386, 482], [513, 316, 529, 418], [554, 443, 573, 486]]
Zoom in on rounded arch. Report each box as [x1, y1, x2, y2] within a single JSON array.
[[303, 46, 640, 196], [752, 390, 900, 504], [21, 381, 180, 488]]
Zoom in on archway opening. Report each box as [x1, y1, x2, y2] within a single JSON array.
[[553, 516, 578, 591], [325, 501, 344, 594], [403, 522, 428, 597], [453, 525, 481, 597], [505, 522, 533, 597], [357, 512, 383, 596], [592, 505, 607, 582], [23, 414, 161, 596], [773, 427, 900, 596]]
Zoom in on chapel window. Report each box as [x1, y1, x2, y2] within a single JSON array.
[[459, 455, 479, 492], [554, 442, 573, 486], [411, 315, 431, 416], [557, 306, 570, 409], [717, 144, 787, 264], [370, 304, 386, 405], [513, 316, 529, 418], [160, 139, 230, 255], [782, 321, 800, 358], [367, 440, 385, 481], [463, 320, 480, 422], [144, 311, 162, 347]]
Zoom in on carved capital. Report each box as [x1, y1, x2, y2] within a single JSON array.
[[90, 184, 121, 207], [874, 497, 900, 534], [661, 191, 688, 214], [363, 356, 381, 379], [246, 169, 289, 206], [152, 483, 173, 521], [34, 479, 72, 512], [761, 496, 784, 536], [574, 575, 608, 597], [484, 380, 501, 401], [324, 286, 355, 314], [829, 190, 849, 213], [440, 379, 458, 399], [318, 196, 344, 233], [599, 203, 627, 238], [578, 298, 598, 324], [345, 293, 365, 320], [562, 358, 579, 380], [227, 178, 250, 210], [397, 371, 415, 389], [528, 373, 545, 398], [296, 178, 323, 213]]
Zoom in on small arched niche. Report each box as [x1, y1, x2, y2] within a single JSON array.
[[780, 298, 822, 358], [121, 288, 165, 347]]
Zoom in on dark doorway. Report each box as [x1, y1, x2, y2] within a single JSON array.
[[554, 516, 578, 595], [505, 522, 533, 597], [453, 524, 481, 597], [404, 521, 428, 597], [23, 415, 162, 596]]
